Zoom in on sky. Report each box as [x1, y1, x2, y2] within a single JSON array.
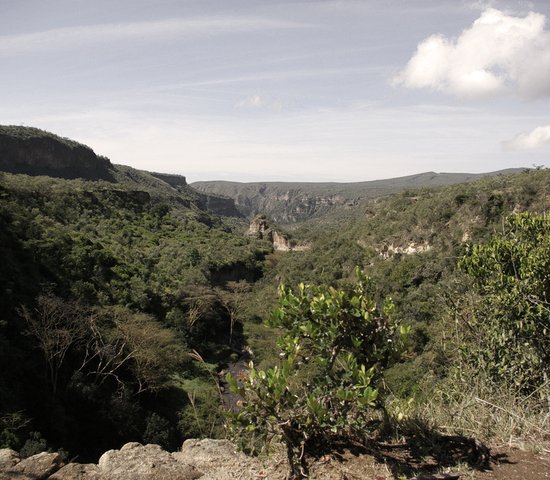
[[1, 0, 549, 182]]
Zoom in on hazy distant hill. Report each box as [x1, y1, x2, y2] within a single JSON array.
[[192, 169, 524, 223]]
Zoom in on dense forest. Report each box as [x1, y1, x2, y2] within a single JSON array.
[[0, 127, 273, 460], [0, 127, 548, 477]]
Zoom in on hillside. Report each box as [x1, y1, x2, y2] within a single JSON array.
[[0, 126, 548, 478], [0, 126, 267, 461], [0, 125, 115, 181], [0, 126, 242, 219], [191, 169, 523, 223]]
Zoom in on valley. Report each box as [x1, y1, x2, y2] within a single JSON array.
[[0, 126, 548, 479]]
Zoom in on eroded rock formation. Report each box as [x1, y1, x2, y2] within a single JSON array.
[[246, 215, 292, 251]]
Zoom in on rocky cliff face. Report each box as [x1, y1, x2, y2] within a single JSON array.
[[0, 126, 114, 181], [150, 172, 242, 217], [246, 215, 292, 251], [193, 182, 355, 223], [150, 172, 187, 187], [196, 193, 243, 218], [192, 170, 524, 224]]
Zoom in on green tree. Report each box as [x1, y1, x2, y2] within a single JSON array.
[[458, 212, 550, 395], [227, 268, 408, 479]]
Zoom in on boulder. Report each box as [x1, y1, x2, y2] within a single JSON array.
[[246, 215, 292, 251], [0, 449, 20, 470], [97, 442, 202, 480], [8, 451, 63, 479], [49, 462, 101, 479], [174, 439, 284, 480]]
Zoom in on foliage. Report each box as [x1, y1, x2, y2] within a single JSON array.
[[0, 125, 87, 150], [227, 268, 408, 478], [458, 212, 550, 394], [0, 412, 30, 450], [19, 432, 49, 459], [1, 128, 549, 462], [0, 165, 267, 458]]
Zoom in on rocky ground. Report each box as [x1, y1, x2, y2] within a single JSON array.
[[0, 438, 548, 479]]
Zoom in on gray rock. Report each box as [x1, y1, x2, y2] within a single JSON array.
[[0, 449, 20, 470], [174, 439, 284, 480], [98, 442, 202, 479], [49, 462, 101, 479], [9, 451, 63, 479]]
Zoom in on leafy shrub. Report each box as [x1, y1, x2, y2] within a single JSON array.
[[227, 268, 409, 478], [458, 212, 550, 395]]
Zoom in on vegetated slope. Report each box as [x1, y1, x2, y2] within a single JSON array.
[[0, 128, 270, 461], [191, 169, 523, 223], [216, 168, 549, 479], [1, 125, 547, 469], [245, 169, 550, 398]]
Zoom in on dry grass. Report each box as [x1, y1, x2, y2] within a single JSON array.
[[402, 372, 550, 452]]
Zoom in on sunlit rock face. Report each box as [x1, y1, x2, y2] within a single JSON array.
[[246, 214, 291, 251]]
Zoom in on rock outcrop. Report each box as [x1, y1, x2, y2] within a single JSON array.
[[0, 125, 114, 181], [150, 172, 188, 187], [0, 440, 286, 480], [379, 241, 432, 259], [246, 215, 292, 251], [0, 451, 63, 480], [96, 442, 202, 480], [196, 192, 243, 218], [174, 439, 284, 479], [0, 449, 19, 470]]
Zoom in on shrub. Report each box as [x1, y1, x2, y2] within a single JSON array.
[[458, 212, 550, 395], [227, 268, 408, 478]]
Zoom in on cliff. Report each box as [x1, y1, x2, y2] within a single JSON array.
[[0, 126, 114, 181], [149, 172, 242, 217], [150, 172, 188, 187], [191, 169, 524, 224], [0, 125, 242, 218], [195, 192, 243, 218], [246, 215, 292, 251]]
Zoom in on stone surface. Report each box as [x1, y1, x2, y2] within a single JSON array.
[[49, 462, 101, 479], [0, 126, 113, 181], [9, 451, 63, 479], [97, 442, 202, 480], [246, 215, 292, 251], [174, 438, 286, 480], [0, 449, 20, 470]]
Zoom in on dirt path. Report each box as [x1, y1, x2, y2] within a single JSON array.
[[472, 447, 549, 480], [303, 445, 550, 479]]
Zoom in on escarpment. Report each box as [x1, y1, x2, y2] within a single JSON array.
[[0, 126, 114, 181]]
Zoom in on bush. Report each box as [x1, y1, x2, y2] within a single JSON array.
[[458, 212, 550, 395], [227, 268, 408, 478]]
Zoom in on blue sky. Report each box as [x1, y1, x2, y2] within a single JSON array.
[[1, 0, 549, 182]]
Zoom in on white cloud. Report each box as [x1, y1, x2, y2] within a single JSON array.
[[0, 16, 311, 56], [393, 8, 550, 99], [235, 94, 284, 111], [503, 125, 550, 150]]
